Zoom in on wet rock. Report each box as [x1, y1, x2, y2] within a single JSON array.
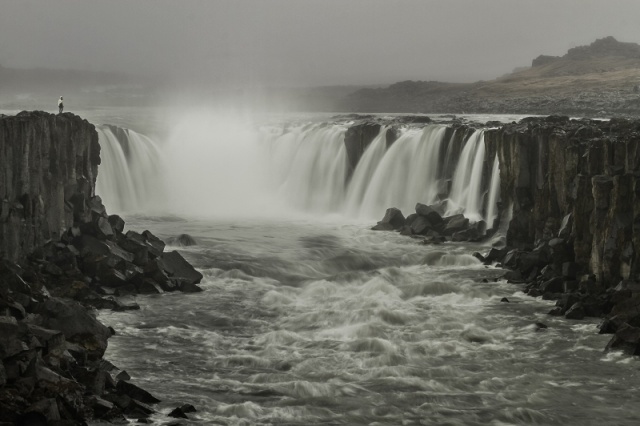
[[500, 297, 510, 303], [160, 251, 203, 285], [177, 281, 204, 293], [166, 234, 198, 247], [415, 203, 444, 225], [372, 208, 405, 231], [116, 380, 161, 404], [108, 215, 126, 234], [565, 302, 586, 320], [605, 323, 640, 355], [539, 277, 564, 294], [483, 248, 507, 264], [142, 230, 166, 259], [409, 215, 432, 235], [125, 399, 155, 418], [168, 406, 189, 419], [534, 322, 548, 331], [35, 297, 111, 358], [95, 217, 115, 240], [441, 214, 469, 236], [137, 279, 163, 294]]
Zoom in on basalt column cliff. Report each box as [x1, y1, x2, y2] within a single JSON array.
[[0, 112, 202, 423], [484, 117, 640, 353], [0, 111, 100, 261]]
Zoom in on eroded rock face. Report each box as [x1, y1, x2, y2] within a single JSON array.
[[484, 116, 640, 288], [0, 112, 201, 422], [0, 111, 100, 261]]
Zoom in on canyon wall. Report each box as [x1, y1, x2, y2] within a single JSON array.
[[484, 116, 640, 288], [0, 111, 100, 261]]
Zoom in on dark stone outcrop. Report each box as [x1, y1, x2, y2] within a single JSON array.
[[480, 116, 640, 353], [0, 112, 200, 423], [0, 111, 100, 261], [372, 208, 405, 231]]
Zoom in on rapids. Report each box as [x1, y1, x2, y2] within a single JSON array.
[[98, 216, 640, 426], [90, 110, 640, 425]]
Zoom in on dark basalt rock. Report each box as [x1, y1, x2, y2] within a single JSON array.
[[441, 214, 469, 236], [35, 297, 111, 358], [0, 112, 202, 423], [415, 203, 443, 225], [160, 251, 203, 285], [166, 233, 198, 247], [372, 208, 405, 231], [116, 380, 161, 404]]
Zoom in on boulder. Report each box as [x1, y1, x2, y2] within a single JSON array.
[[415, 203, 444, 225], [539, 277, 564, 294], [160, 251, 203, 285], [372, 208, 405, 231], [166, 234, 198, 247], [35, 297, 111, 358], [95, 217, 115, 240], [409, 215, 432, 235], [606, 323, 640, 355], [108, 215, 126, 234], [142, 230, 166, 258], [116, 380, 161, 404], [441, 214, 469, 235], [565, 302, 586, 320]]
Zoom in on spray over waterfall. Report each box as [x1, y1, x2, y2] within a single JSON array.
[[96, 120, 500, 224]]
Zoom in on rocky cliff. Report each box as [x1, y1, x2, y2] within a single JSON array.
[[483, 117, 640, 353], [484, 116, 640, 287], [0, 112, 202, 423], [0, 111, 100, 261]]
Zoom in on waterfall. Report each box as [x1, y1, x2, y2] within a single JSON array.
[[344, 126, 389, 215], [445, 130, 486, 222], [95, 115, 500, 223], [262, 124, 497, 221], [358, 126, 447, 217], [96, 125, 164, 213], [268, 125, 348, 213]]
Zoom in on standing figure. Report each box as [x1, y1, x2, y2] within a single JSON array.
[[58, 96, 64, 114]]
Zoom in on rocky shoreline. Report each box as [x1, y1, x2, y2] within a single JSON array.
[[0, 112, 202, 424]]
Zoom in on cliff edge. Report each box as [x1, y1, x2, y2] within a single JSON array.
[[0, 112, 202, 423], [0, 111, 100, 261]]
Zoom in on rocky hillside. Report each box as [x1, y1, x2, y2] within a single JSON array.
[[342, 37, 640, 117]]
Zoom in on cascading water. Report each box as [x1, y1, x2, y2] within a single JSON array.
[[267, 124, 348, 212], [96, 125, 165, 213], [358, 126, 447, 217], [96, 116, 500, 225], [264, 123, 499, 222], [446, 130, 486, 221]]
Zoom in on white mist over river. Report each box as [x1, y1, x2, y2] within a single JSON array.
[[85, 107, 640, 425]]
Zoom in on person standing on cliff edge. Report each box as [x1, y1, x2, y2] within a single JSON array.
[[58, 96, 64, 114]]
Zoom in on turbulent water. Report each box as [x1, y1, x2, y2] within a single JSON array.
[[91, 109, 640, 425]]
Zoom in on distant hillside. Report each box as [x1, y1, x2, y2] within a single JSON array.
[[342, 37, 640, 117]]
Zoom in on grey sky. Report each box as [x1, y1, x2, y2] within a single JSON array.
[[1, 0, 640, 87]]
